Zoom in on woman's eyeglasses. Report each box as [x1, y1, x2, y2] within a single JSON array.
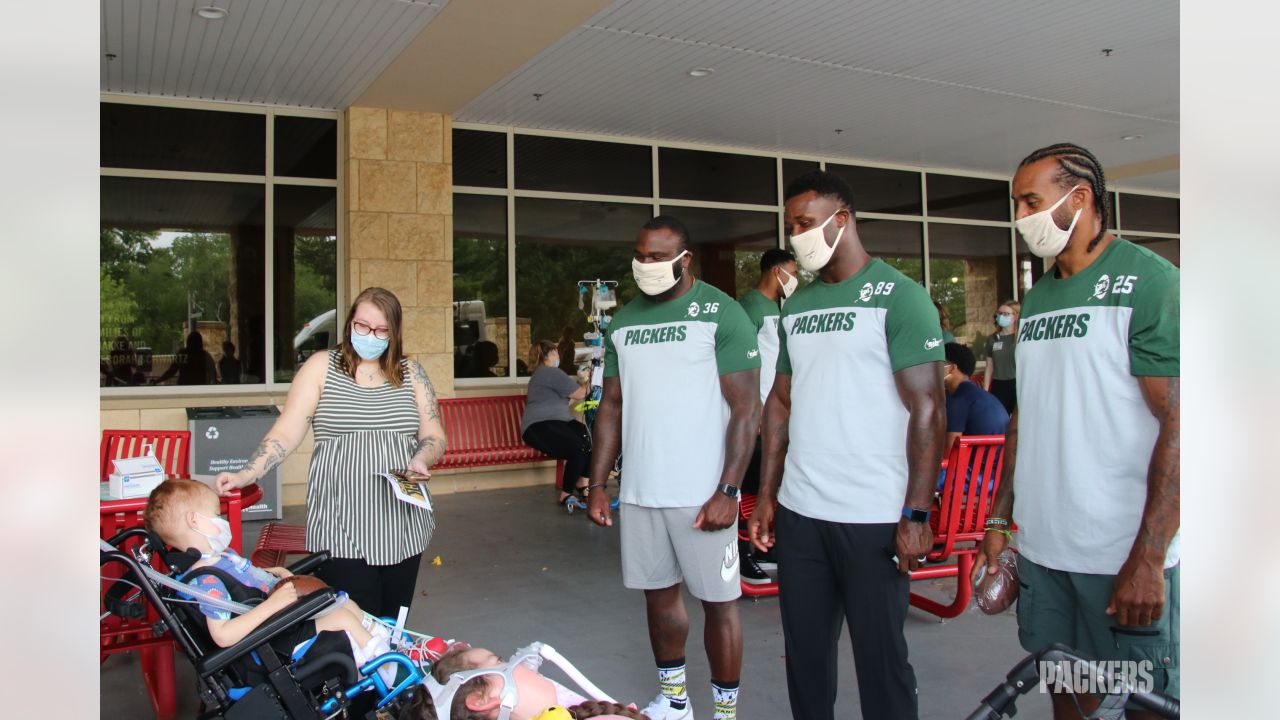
[[351, 320, 391, 340]]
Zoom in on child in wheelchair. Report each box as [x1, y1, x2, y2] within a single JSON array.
[[144, 478, 428, 687]]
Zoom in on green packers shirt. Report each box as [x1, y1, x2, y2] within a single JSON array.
[[1014, 239, 1179, 575], [776, 259, 944, 523], [738, 289, 781, 404], [604, 280, 761, 508]]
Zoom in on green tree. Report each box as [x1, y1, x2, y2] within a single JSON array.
[[99, 266, 139, 355], [101, 228, 157, 282], [515, 243, 638, 343]]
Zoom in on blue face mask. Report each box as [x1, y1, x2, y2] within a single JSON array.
[[995, 314, 1013, 329], [350, 326, 389, 360]]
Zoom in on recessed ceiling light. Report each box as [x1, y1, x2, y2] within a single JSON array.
[[688, 68, 714, 78], [195, 6, 229, 20], [1121, 134, 1143, 141]]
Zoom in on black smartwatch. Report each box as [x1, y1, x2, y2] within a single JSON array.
[[717, 483, 740, 499], [901, 506, 930, 523]]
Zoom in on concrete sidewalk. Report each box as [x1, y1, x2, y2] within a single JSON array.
[[101, 485, 1052, 719]]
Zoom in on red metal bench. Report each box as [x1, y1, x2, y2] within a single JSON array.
[[735, 435, 1009, 608], [100, 429, 192, 481], [909, 434, 1008, 619], [252, 395, 561, 567]]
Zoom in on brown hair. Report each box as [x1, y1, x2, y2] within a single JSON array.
[[997, 298, 1021, 316], [397, 685, 439, 720], [527, 339, 556, 370], [144, 478, 217, 546], [340, 287, 407, 388], [431, 646, 492, 720], [933, 300, 952, 330]]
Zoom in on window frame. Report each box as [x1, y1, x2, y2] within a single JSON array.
[[452, 122, 1178, 387], [99, 93, 343, 398]]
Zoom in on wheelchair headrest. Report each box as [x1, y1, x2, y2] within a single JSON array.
[[144, 530, 202, 574]]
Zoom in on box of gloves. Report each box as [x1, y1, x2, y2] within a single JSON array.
[[108, 450, 167, 499]]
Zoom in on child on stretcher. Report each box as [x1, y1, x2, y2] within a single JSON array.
[[144, 478, 431, 684], [398, 644, 649, 720]]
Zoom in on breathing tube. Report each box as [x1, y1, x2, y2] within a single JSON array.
[[99, 539, 348, 620], [427, 642, 617, 720]]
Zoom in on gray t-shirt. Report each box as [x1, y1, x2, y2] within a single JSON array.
[[521, 365, 581, 434], [984, 332, 1017, 381]]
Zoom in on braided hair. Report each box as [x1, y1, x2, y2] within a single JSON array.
[[1017, 143, 1111, 251]]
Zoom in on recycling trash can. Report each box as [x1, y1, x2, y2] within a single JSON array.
[[188, 406, 282, 520]]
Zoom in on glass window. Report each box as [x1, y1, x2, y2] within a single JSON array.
[[927, 174, 1009, 221], [660, 206, 776, 297], [514, 198, 653, 376], [1016, 238, 1049, 297], [1107, 191, 1119, 230], [453, 194, 510, 379], [1118, 193, 1179, 234], [1129, 236, 1180, 267], [274, 116, 337, 179], [850, 218, 924, 282], [100, 177, 265, 387], [825, 164, 922, 215], [659, 148, 776, 205], [515, 135, 651, 197], [101, 103, 265, 175], [782, 159, 820, 190], [453, 130, 507, 188], [928, 224, 1014, 354], [273, 186, 337, 383]]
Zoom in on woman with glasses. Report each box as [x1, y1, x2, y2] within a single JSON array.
[[215, 287, 448, 618], [983, 299, 1020, 414]]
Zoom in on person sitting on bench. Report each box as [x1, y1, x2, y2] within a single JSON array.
[[144, 478, 426, 684]]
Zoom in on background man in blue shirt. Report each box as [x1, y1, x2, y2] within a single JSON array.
[[938, 343, 1009, 491]]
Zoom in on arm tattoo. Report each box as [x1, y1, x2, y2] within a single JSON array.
[[990, 411, 1017, 519], [244, 438, 287, 480], [412, 435, 444, 465], [1134, 376, 1180, 559], [719, 368, 763, 488], [410, 360, 440, 422]]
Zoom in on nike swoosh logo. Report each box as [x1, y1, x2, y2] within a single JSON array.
[[721, 542, 738, 582], [924, 338, 943, 349]]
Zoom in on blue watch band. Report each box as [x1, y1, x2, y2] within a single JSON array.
[[901, 506, 930, 523]]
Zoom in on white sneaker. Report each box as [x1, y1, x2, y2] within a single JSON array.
[[642, 694, 694, 720]]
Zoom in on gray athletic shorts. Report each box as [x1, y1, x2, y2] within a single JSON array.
[[619, 503, 741, 602]]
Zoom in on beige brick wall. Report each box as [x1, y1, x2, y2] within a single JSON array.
[[347, 106, 455, 399]]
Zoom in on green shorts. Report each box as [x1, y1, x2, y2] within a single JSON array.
[[1016, 556, 1179, 701]]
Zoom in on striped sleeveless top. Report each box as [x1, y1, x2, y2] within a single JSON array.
[[305, 349, 434, 565]]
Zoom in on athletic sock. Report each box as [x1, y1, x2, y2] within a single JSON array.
[[711, 679, 740, 720], [656, 658, 689, 710]]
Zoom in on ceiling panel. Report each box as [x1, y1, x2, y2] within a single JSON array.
[[458, 0, 1179, 192], [101, 0, 449, 108]]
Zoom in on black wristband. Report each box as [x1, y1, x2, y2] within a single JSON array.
[[716, 483, 740, 498]]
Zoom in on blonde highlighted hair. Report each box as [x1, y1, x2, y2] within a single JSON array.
[[527, 339, 556, 369]]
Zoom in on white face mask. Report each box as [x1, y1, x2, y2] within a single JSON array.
[[789, 210, 846, 272], [196, 514, 233, 557], [1015, 185, 1083, 258], [776, 267, 799, 299], [632, 250, 689, 296]]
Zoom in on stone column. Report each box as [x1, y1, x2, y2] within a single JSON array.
[[345, 107, 455, 397]]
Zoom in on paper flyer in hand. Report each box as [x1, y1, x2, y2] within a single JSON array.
[[379, 472, 433, 511]]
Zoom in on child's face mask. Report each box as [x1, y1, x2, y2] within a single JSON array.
[[195, 513, 232, 557]]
